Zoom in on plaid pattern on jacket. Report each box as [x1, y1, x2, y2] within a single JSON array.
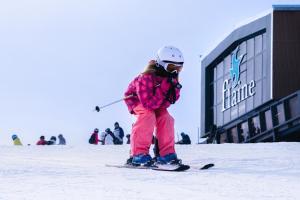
[[124, 73, 181, 114]]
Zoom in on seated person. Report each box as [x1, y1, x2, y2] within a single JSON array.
[[58, 134, 66, 145], [100, 128, 115, 145], [47, 136, 57, 145], [176, 132, 191, 145], [12, 134, 22, 146], [36, 136, 47, 145]]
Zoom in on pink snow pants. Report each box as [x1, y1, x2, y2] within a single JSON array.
[[130, 104, 175, 157]]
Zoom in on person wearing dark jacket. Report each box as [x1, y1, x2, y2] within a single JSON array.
[[58, 134, 66, 145], [105, 128, 120, 145], [126, 134, 130, 144], [36, 136, 47, 145], [47, 136, 56, 145], [89, 128, 100, 145], [176, 132, 191, 145], [113, 122, 124, 145]]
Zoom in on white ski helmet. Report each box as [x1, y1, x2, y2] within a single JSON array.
[[156, 46, 184, 70]]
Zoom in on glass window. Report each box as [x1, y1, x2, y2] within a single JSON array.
[[219, 132, 228, 143], [224, 72, 230, 82], [231, 106, 238, 120], [263, 78, 270, 103], [224, 108, 231, 124], [247, 59, 254, 82], [247, 38, 254, 59], [265, 109, 273, 130], [217, 78, 223, 104], [240, 41, 247, 59], [262, 52, 267, 78], [240, 70, 246, 86], [229, 127, 239, 143], [246, 95, 254, 112], [224, 96, 230, 111], [216, 104, 223, 126], [240, 62, 246, 72], [216, 62, 223, 79], [255, 35, 263, 55], [224, 55, 231, 75], [288, 96, 299, 119], [254, 80, 262, 107], [255, 54, 263, 81], [239, 100, 246, 116], [249, 115, 261, 137], [276, 103, 286, 124], [240, 121, 249, 142], [263, 33, 267, 51]]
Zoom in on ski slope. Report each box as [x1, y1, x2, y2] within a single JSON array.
[[0, 143, 299, 200]]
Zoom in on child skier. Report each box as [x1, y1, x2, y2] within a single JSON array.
[[124, 46, 184, 166]]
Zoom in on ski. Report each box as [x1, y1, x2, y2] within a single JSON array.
[[199, 163, 214, 170], [105, 163, 214, 171], [152, 164, 190, 171], [105, 164, 157, 170], [105, 163, 190, 171]]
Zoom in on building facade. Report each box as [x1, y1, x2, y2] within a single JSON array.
[[201, 5, 300, 143]]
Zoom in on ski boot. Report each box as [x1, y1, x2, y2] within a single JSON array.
[[156, 153, 182, 165], [128, 154, 154, 167]]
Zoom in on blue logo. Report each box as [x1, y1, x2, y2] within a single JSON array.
[[230, 47, 245, 88]]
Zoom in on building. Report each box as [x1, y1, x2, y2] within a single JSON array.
[[201, 5, 300, 143]]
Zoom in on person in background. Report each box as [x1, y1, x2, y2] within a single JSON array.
[[176, 132, 191, 145], [36, 136, 47, 145], [47, 136, 57, 145], [113, 122, 124, 145], [126, 134, 130, 144], [12, 134, 22, 146], [89, 128, 100, 145], [99, 130, 105, 145], [58, 134, 66, 145], [100, 128, 115, 145]]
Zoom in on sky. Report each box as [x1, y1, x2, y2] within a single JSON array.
[[1, 0, 299, 145]]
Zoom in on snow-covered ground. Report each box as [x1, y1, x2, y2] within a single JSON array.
[[0, 143, 299, 200]]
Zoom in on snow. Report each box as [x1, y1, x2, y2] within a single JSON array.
[[1, 143, 300, 200]]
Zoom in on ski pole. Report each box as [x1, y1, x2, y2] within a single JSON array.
[[95, 83, 161, 112], [95, 94, 134, 112]]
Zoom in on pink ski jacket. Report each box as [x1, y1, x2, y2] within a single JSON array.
[[124, 73, 181, 114]]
